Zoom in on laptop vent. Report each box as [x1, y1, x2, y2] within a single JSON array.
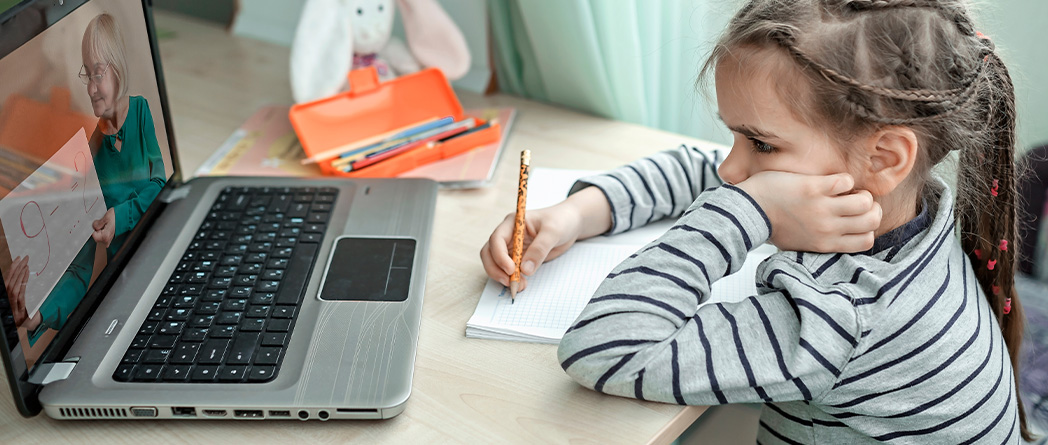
[[58, 407, 129, 419]]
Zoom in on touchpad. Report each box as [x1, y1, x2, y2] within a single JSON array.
[[319, 237, 416, 302]]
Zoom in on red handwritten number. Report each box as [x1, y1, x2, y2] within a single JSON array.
[[74, 151, 99, 213], [20, 201, 51, 276]]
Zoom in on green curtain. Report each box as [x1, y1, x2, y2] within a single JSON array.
[[489, 0, 1048, 151], [489, 0, 734, 146]]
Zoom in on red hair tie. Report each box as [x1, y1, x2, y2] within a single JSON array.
[[987, 260, 997, 270], [991, 179, 999, 197], [974, 249, 983, 260], [1003, 297, 1012, 315], [999, 239, 1008, 251]]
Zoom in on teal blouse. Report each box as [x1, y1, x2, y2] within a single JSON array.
[[30, 96, 166, 340]]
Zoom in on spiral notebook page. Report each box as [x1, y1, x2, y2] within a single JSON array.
[[466, 167, 775, 344]]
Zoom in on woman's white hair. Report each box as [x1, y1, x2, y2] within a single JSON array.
[[83, 13, 128, 99]]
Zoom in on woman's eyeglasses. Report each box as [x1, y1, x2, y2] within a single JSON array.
[[78, 63, 110, 85]]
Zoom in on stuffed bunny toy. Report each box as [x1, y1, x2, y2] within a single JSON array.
[[290, 0, 470, 103]]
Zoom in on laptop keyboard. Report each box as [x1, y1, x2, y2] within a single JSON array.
[[113, 186, 337, 383]]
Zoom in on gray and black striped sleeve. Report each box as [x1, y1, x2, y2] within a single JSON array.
[[567, 144, 724, 234], [557, 185, 861, 406]]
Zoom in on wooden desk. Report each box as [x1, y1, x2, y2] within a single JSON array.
[[0, 11, 718, 443]]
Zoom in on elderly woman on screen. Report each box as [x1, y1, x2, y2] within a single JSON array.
[[4, 13, 166, 338]]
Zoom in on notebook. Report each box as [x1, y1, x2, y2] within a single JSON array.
[[0, 0, 435, 420], [466, 168, 776, 343]]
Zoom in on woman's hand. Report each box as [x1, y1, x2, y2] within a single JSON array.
[[92, 208, 116, 248], [4, 256, 30, 327], [480, 186, 612, 292], [736, 171, 882, 253]]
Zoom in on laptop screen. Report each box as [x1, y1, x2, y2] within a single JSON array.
[[0, 0, 174, 379]]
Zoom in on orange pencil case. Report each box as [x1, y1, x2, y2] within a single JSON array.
[[288, 66, 501, 178]]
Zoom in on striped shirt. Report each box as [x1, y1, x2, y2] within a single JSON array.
[[556, 145, 1019, 443]]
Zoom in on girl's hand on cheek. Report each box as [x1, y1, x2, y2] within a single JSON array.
[[737, 171, 882, 253]]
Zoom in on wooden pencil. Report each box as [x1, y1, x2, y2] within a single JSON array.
[[509, 149, 530, 302]]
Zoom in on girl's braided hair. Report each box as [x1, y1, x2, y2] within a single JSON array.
[[702, 0, 1030, 440]]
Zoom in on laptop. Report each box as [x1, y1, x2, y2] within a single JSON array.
[[0, 0, 437, 420]]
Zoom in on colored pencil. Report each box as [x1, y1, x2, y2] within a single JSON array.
[[300, 116, 448, 165]]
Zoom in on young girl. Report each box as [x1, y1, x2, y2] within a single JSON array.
[[480, 0, 1031, 442]]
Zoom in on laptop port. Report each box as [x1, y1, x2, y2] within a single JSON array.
[[268, 410, 291, 417], [171, 407, 196, 417], [202, 409, 227, 417], [234, 410, 264, 418], [298, 410, 309, 420], [130, 407, 157, 417]]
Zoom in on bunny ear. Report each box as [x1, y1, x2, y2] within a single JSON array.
[[290, 0, 354, 103], [396, 0, 471, 80]]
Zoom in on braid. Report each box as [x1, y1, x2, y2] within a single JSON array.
[[956, 51, 1032, 441]]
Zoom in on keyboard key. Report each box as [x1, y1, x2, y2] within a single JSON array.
[[300, 233, 322, 243], [272, 306, 295, 319], [255, 347, 281, 365], [250, 292, 276, 305], [143, 349, 172, 364], [163, 365, 191, 382], [173, 296, 198, 308], [149, 335, 178, 349], [261, 333, 286, 347], [276, 243, 317, 305], [226, 333, 259, 365], [267, 319, 291, 333], [257, 281, 280, 292], [133, 364, 162, 382], [248, 366, 276, 382], [147, 308, 166, 322], [191, 365, 218, 382], [303, 223, 325, 233], [165, 308, 191, 321], [189, 315, 214, 328], [219, 366, 248, 382], [195, 301, 220, 315], [247, 305, 270, 318], [113, 364, 135, 382], [204, 289, 228, 301], [198, 339, 230, 364]]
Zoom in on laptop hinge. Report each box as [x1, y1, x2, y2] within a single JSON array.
[[159, 184, 192, 203], [28, 359, 79, 385]]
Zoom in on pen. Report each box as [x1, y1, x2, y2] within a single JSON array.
[[344, 123, 472, 172], [509, 149, 530, 302]]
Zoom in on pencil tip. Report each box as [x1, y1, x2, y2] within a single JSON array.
[[509, 281, 519, 300]]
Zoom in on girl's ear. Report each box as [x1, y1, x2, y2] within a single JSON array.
[[291, 0, 354, 103], [396, 0, 470, 80], [862, 126, 919, 197]]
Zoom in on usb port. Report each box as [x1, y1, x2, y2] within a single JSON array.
[[268, 410, 291, 417], [171, 407, 196, 417], [234, 410, 264, 418]]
